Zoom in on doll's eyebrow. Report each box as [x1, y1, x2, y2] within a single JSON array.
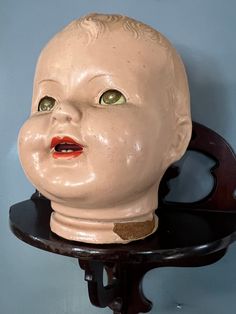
[[88, 73, 112, 83], [38, 79, 60, 85]]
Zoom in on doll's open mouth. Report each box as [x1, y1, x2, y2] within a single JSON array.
[[50, 136, 83, 159]]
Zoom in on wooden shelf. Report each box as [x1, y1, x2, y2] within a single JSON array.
[[9, 197, 236, 314]]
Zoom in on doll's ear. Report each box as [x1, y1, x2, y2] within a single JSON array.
[[169, 115, 192, 165], [163, 115, 192, 170], [161, 49, 192, 171]]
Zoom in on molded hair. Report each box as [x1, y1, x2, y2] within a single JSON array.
[[62, 13, 166, 46]]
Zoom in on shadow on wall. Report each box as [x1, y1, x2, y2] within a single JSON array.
[[165, 46, 231, 203]]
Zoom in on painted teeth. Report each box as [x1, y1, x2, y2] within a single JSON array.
[[61, 149, 74, 153]]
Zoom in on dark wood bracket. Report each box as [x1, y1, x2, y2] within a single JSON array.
[[79, 260, 155, 314], [78, 248, 227, 314], [9, 122, 236, 314]]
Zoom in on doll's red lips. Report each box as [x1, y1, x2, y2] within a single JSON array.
[[50, 136, 83, 159]]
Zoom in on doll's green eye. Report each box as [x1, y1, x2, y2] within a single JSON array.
[[99, 90, 126, 105], [38, 96, 56, 111]]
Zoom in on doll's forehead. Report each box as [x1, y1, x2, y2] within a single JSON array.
[[34, 39, 170, 96], [36, 28, 170, 76], [33, 32, 171, 109]]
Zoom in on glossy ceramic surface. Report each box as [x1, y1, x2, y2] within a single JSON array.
[[18, 13, 191, 243]]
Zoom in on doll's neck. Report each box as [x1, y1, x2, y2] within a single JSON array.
[[50, 184, 159, 244]]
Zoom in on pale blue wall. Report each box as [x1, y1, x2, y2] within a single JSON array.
[[1, 0, 236, 313]]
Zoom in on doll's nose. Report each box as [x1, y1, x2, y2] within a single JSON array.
[[51, 103, 82, 124]]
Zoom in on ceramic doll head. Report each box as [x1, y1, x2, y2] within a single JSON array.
[[18, 13, 192, 243]]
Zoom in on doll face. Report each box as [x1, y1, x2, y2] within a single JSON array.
[[18, 29, 176, 209]]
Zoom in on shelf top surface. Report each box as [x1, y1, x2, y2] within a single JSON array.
[[9, 198, 236, 263]]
